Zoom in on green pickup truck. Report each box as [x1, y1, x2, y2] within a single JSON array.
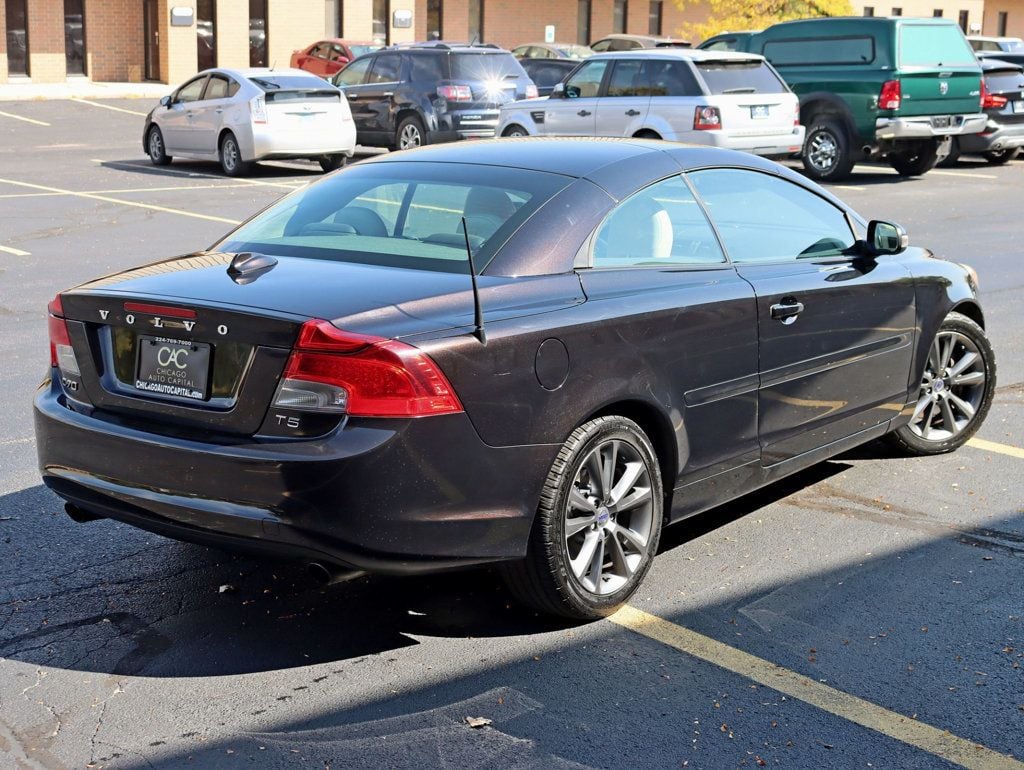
[[700, 18, 986, 181]]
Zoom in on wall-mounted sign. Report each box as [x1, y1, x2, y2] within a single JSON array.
[[170, 6, 194, 26], [393, 9, 413, 28], [544, 25, 555, 43]]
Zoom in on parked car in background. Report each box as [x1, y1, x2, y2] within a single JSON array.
[[731, 17, 986, 181], [330, 42, 537, 149], [977, 50, 1024, 67], [144, 68, 356, 176], [590, 33, 690, 51], [941, 58, 1024, 165], [512, 42, 596, 60], [290, 39, 383, 78], [968, 35, 1024, 53], [38, 138, 995, 619], [519, 58, 577, 96], [498, 49, 803, 159], [697, 31, 759, 52]]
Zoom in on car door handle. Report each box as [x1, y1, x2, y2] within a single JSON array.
[[625, 109, 641, 116], [215, 108, 223, 114], [382, 91, 394, 97], [770, 299, 805, 324], [346, 92, 357, 99], [577, 109, 591, 117]]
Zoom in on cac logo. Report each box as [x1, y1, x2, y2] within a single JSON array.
[[157, 346, 189, 369]]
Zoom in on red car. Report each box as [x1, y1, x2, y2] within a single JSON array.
[[290, 39, 382, 78]]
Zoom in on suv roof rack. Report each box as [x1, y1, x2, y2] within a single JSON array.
[[389, 41, 502, 51]]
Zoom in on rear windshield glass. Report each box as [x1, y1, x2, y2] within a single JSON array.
[[250, 75, 339, 101], [900, 25, 977, 67], [249, 75, 332, 91], [451, 53, 528, 81], [216, 162, 570, 273], [985, 69, 1024, 93], [696, 61, 786, 94]]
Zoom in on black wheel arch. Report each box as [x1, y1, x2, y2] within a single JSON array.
[[799, 93, 863, 148]]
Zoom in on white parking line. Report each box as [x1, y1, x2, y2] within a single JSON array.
[[70, 98, 149, 117], [0, 110, 50, 127], [0, 245, 30, 256], [929, 169, 999, 180]]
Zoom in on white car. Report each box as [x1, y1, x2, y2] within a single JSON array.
[[144, 67, 356, 176], [968, 35, 1024, 53], [497, 49, 804, 158]]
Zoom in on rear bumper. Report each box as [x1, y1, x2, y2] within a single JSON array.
[[34, 378, 555, 574], [958, 121, 1024, 152], [684, 127, 806, 157], [875, 113, 988, 139], [250, 121, 357, 161], [431, 110, 500, 142]]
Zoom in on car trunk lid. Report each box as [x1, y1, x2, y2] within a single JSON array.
[[896, 23, 983, 116]]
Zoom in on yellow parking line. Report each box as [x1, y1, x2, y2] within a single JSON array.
[[611, 606, 1023, 770], [0, 109, 50, 127], [70, 98, 149, 117], [930, 170, 998, 180], [0, 177, 241, 225], [966, 437, 1024, 459], [0, 244, 30, 256]]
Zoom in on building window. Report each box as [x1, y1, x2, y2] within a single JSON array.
[[863, 5, 874, 15], [197, 0, 216, 71], [957, 9, 968, 30], [648, 0, 663, 35], [468, 0, 484, 43], [577, 0, 591, 44], [373, 0, 389, 44], [6, 0, 29, 75], [64, 0, 86, 75], [427, 0, 442, 40], [891, 6, 902, 15], [249, 0, 267, 67], [932, 9, 943, 16], [613, 0, 627, 33], [998, 11, 1008, 35]]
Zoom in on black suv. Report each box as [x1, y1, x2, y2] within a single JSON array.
[[331, 42, 537, 149]]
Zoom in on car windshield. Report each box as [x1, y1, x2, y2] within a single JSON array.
[[349, 44, 383, 57], [696, 60, 785, 93], [900, 25, 977, 67], [216, 162, 570, 273], [451, 52, 528, 80]]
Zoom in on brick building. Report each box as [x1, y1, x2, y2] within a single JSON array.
[[1, 0, 1017, 86]]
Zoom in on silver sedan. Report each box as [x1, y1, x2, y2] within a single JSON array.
[[143, 67, 357, 176]]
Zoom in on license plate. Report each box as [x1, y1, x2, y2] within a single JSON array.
[[750, 105, 770, 119], [1013, 100, 1024, 114], [135, 336, 211, 401], [931, 116, 952, 128]]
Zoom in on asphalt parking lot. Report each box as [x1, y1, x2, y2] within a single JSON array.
[[1, 98, 1022, 770]]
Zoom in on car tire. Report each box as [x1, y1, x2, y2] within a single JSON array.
[[801, 117, 854, 182], [500, 416, 664, 620], [319, 154, 348, 173], [889, 140, 940, 177], [982, 147, 1020, 165], [146, 126, 172, 166], [219, 132, 252, 177], [937, 138, 960, 167], [395, 115, 427, 151], [887, 311, 996, 456], [502, 124, 529, 137]]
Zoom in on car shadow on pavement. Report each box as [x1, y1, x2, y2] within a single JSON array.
[[97, 157, 324, 182]]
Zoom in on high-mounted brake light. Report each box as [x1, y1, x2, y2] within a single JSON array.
[[879, 79, 901, 110], [47, 293, 80, 376], [437, 84, 473, 101], [981, 80, 1007, 109], [273, 319, 463, 418], [123, 302, 197, 319], [693, 106, 722, 131]]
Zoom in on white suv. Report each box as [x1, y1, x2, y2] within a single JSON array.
[[497, 49, 804, 158]]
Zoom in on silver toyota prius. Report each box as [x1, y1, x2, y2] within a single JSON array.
[[143, 67, 357, 176]]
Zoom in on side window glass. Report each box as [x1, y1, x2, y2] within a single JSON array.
[[409, 53, 444, 82], [591, 40, 611, 52], [592, 176, 726, 267], [644, 60, 701, 96], [368, 53, 402, 83], [606, 60, 645, 96], [565, 60, 608, 97], [688, 169, 856, 262], [336, 57, 371, 86], [512, 46, 528, 57], [203, 74, 229, 100], [226, 78, 240, 97], [176, 76, 207, 103]]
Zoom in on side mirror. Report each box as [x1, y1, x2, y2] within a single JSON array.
[[160, 95, 172, 107], [867, 220, 908, 256], [551, 82, 566, 98]]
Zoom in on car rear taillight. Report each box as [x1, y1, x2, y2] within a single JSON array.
[[273, 319, 463, 418], [794, 102, 800, 127], [525, 84, 539, 99], [437, 84, 473, 101], [47, 294, 80, 376], [250, 95, 268, 123], [981, 80, 1007, 109], [693, 106, 722, 131], [879, 79, 901, 110]]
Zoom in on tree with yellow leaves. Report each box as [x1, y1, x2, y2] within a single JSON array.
[[676, 0, 854, 43]]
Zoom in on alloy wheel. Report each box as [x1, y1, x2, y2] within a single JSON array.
[[564, 439, 655, 595], [149, 130, 163, 159], [223, 138, 238, 171], [807, 130, 838, 173], [399, 123, 422, 150], [909, 330, 987, 441]]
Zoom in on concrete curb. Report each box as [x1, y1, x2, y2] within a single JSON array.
[[0, 79, 171, 102]]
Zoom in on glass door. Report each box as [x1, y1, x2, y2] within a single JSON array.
[[143, 0, 161, 81], [64, 0, 86, 75]]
